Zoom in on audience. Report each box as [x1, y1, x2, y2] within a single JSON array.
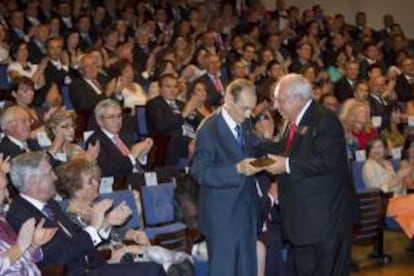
[[0, 1, 413, 274], [6, 152, 165, 276]]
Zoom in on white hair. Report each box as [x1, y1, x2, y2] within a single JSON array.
[[275, 73, 312, 101], [10, 152, 48, 193]]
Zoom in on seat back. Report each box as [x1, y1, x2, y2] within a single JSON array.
[[0, 65, 10, 91], [61, 86, 74, 110], [352, 161, 366, 191], [353, 188, 386, 245], [97, 190, 140, 229], [140, 182, 176, 226], [136, 105, 148, 137]]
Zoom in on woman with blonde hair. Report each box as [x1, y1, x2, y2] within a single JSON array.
[[45, 109, 99, 162]]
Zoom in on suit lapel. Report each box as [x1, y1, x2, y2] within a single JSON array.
[[216, 109, 245, 158], [287, 102, 315, 155]]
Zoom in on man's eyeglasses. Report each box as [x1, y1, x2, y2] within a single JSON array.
[[100, 114, 122, 120]]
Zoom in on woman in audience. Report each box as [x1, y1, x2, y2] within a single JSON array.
[[7, 41, 60, 108], [45, 109, 100, 162], [105, 59, 147, 109], [398, 135, 414, 189], [10, 76, 59, 139], [350, 103, 378, 151], [381, 106, 406, 155], [172, 35, 195, 71], [339, 80, 370, 121], [56, 159, 150, 255], [0, 162, 56, 275], [56, 158, 194, 274], [362, 138, 414, 239], [61, 30, 82, 71], [7, 42, 46, 90], [184, 80, 211, 131]]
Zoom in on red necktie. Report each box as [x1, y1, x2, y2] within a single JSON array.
[[214, 76, 223, 94], [284, 122, 297, 153], [113, 136, 130, 156]]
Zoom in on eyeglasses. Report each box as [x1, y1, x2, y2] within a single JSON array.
[[8, 118, 33, 125], [100, 114, 122, 120], [274, 96, 292, 104]]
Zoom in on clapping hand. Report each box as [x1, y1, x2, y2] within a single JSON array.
[[264, 154, 287, 175], [17, 218, 36, 252], [32, 218, 58, 247], [106, 201, 132, 226], [0, 154, 10, 174], [91, 199, 113, 229], [85, 141, 100, 161]]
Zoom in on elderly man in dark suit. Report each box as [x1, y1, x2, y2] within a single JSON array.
[[264, 74, 358, 276], [69, 54, 106, 113], [0, 106, 42, 159], [86, 99, 153, 177], [6, 151, 165, 276], [191, 79, 263, 276]]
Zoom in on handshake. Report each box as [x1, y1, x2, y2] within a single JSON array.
[[236, 154, 287, 176]]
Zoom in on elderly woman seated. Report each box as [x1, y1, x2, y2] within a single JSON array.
[[55, 158, 150, 254], [55, 158, 194, 274], [45, 110, 99, 162]]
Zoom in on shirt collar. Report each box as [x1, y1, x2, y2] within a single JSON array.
[[20, 193, 46, 211], [7, 135, 27, 150], [294, 99, 312, 126], [221, 107, 239, 138], [101, 128, 117, 140]]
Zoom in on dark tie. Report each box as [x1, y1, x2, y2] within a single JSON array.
[[235, 124, 244, 147], [168, 100, 181, 114], [284, 122, 297, 153], [42, 204, 55, 221]]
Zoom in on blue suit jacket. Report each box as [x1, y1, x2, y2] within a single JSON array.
[[190, 108, 260, 238]]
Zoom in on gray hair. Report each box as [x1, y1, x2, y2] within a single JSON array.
[[0, 105, 27, 131], [94, 99, 121, 118], [275, 73, 312, 101], [225, 78, 256, 103], [10, 152, 48, 193]]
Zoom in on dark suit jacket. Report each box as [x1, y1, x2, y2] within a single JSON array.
[[86, 128, 134, 177], [69, 77, 106, 112], [264, 102, 358, 245], [395, 74, 414, 102], [197, 73, 224, 107], [146, 96, 190, 165], [333, 77, 354, 103], [6, 196, 99, 275], [44, 60, 70, 87], [0, 136, 41, 159], [27, 40, 46, 64], [368, 94, 393, 130]]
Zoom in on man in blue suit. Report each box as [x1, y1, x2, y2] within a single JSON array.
[[190, 79, 263, 276]]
